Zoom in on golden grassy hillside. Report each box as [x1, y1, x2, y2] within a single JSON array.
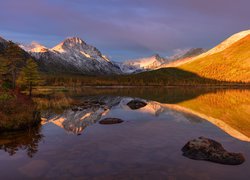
[[179, 35, 250, 82]]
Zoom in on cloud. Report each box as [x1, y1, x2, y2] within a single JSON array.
[[0, 0, 250, 61]]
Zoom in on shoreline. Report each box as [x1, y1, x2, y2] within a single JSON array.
[[34, 84, 250, 90]]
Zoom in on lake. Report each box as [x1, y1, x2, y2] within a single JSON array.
[[0, 87, 250, 179]]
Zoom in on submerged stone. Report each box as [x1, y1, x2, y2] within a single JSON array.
[[182, 137, 245, 165], [99, 118, 124, 125], [71, 106, 83, 111], [127, 100, 147, 110]]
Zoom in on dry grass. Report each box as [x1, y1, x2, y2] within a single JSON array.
[[180, 35, 250, 82], [32, 92, 73, 113]]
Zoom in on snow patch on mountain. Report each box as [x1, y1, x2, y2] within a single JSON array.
[[20, 42, 48, 53], [119, 54, 169, 73], [197, 30, 250, 59]]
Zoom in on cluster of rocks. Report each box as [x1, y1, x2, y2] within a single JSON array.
[[71, 100, 107, 112]]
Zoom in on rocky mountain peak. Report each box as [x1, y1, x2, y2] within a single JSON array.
[[51, 37, 102, 56], [63, 37, 87, 47], [52, 37, 87, 53], [154, 53, 160, 58]]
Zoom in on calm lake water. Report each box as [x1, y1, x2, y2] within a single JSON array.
[[0, 87, 250, 179]]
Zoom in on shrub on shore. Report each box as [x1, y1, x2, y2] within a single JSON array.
[[0, 89, 41, 132]]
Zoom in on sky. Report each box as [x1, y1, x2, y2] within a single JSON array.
[[0, 0, 250, 61]]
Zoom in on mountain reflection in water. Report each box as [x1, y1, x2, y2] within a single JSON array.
[[0, 88, 249, 159]]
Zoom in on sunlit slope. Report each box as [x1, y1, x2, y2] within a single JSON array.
[[179, 35, 250, 82], [177, 90, 250, 139]]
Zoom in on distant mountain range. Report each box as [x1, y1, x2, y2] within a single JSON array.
[[0, 35, 206, 75], [118, 48, 206, 73], [118, 54, 169, 73], [1, 29, 249, 82]]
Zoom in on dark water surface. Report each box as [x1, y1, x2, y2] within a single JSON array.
[[0, 87, 250, 179]]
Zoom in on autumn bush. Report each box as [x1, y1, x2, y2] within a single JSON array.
[[0, 89, 41, 132]]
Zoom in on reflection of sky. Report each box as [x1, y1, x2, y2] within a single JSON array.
[[1, 0, 250, 61]]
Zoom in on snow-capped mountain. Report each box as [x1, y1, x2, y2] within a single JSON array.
[[119, 54, 169, 73], [119, 49, 206, 73], [20, 37, 122, 75]]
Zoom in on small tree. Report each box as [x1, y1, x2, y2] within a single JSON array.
[[17, 58, 41, 97], [0, 56, 12, 88], [4, 41, 25, 89]]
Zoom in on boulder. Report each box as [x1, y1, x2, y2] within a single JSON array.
[[182, 137, 245, 165], [99, 118, 124, 125], [127, 100, 147, 110]]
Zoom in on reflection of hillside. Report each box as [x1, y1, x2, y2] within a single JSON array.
[[35, 86, 250, 106], [171, 89, 250, 141], [0, 126, 43, 157], [40, 89, 250, 142]]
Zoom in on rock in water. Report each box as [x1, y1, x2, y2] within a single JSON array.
[[182, 137, 245, 165], [127, 100, 147, 110], [99, 118, 124, 125]]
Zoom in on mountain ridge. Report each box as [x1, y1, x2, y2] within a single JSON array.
[[164, 30, 250, 67], [179, 34, 250, 82], [1, 29, 249, 82]]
